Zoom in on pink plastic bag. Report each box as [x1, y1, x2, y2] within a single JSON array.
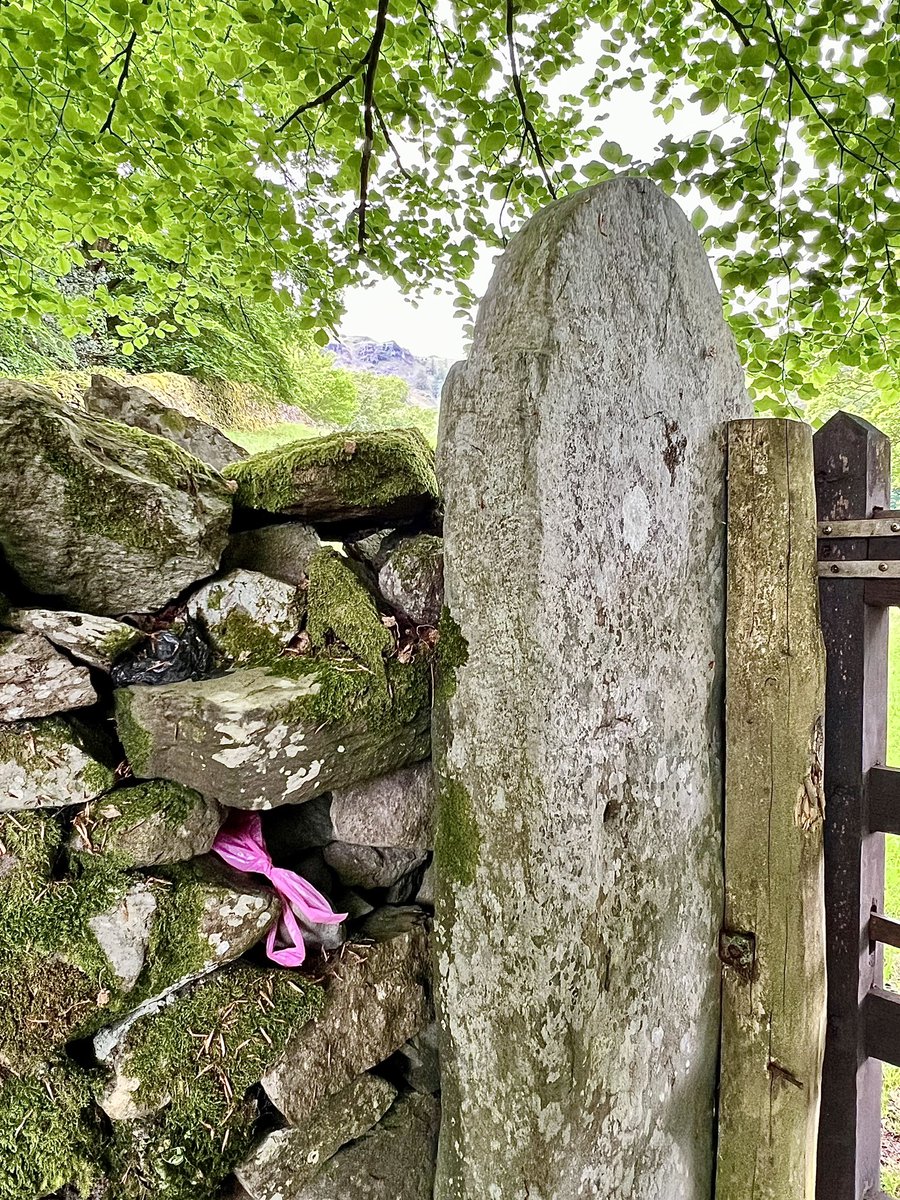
[[212, 810, 346, 967]]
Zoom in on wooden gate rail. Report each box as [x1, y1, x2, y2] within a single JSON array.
[[814, 412, 892, 1200]]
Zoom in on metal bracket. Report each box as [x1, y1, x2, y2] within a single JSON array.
[[817, 561, 900, 578], [818, 518, 900, 538]]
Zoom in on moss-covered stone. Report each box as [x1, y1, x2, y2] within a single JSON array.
[[0, 714, 115, 812], [0, 1057, 103, 1200], [224, 428, 438, 525], [0, 812, 129, 1069], [0, 380, 233, 614], [71, 779, 223, 868], [378, 533, 445, 626], [105, 965, 323, 1200], [307, 548, 393, 676], [114, 653, 432, 809], [187, 568, 302, 667]]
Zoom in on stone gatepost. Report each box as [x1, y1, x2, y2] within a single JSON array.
[[433, 177, 751, 1200]]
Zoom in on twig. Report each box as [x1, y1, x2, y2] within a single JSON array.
[[99, 30, 137, 136], [710, 0, 752, 46], [277, 58, 370, 133], [505, 0, 557, 198], [358, 0, 390, 251], [375, 104, 412, 179]]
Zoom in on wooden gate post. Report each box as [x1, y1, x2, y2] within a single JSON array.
[[717, 419, 827, 1200], [814, 412, 891, 1200]]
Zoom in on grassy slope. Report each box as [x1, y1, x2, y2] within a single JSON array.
[[882, 609, 900, 1193]]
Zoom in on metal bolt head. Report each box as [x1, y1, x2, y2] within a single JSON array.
[[880, 562, 889, 572], [831, 564, 840, 573], [823, 525, 833, 535], [892, 522, 900, 533]]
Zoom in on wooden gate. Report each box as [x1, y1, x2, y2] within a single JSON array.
[[815, 412, 897, 1200]]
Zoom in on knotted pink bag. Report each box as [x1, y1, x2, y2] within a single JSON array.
[[212, 810, 346, 967]]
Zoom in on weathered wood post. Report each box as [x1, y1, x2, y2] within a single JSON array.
[[433, 177, 750, 1200], [716, 419, 827, 1200]]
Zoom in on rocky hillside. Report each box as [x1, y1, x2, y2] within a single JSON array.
[[326, 337, 450, 407]]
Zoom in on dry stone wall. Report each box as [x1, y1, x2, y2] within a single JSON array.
[[0, 376, 442, 1200]]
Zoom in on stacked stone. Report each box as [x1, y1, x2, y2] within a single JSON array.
[[0, 377, 442, 1200]]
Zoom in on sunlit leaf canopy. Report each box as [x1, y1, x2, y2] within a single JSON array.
[[0, 0, 897, 409]]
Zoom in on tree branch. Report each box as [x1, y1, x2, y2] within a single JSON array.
[[506, 0, 557, 199], [709, 0, 752, 46], [358, 0, 390, 252], [99, 30, 137, 136], [374, 104, 412, 180], [277, 57, 370, 133]]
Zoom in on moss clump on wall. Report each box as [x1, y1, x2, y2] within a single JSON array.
[[432, 607, 480, 887], [306, 548, 393, 676], [99, 624, 146, 661], [213, 606, 290, 667], [268, 649, 431, 735], [115, 688, 153, 776], [135, 859, 227, 998], [109, 965, 324, 1199], [223, 427, 438, 517], [0, 1057, 102, 1200], [0, 812, 128, 1069]]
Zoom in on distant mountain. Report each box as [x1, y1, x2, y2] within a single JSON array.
[[327, 336, 451, 407]]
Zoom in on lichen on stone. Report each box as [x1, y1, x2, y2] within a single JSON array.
[[306, 548, 393, 676], [108, 965, 324, 1200]]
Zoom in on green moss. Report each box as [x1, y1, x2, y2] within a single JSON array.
[[434, 605, 469, 709], [213, 606, 288, 666], [205, 584, 226, 612], [306, 548, 393, 676], [0, 813, 128, 1068], [83, 758, 116, 796], [436, 776, 481, 888], [115, 688, 153, 776], [109, 965, 324, 1199], [98, 624, 145, 661], [27, 393, 231, 557], [267, 650, 431, 733], [0, 1057, 102, 1200], [136, 860, 222, 997], [223, 427, 438, 517]]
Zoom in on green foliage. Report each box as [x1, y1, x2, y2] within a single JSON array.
[[0, 0, 896, 411], [801, 367, 900, 486]]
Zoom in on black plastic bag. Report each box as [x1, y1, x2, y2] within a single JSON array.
[[111, 618, 212, 686]]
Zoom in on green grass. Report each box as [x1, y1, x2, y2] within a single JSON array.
[[225, 422, 326, 454], [882, 609, 900, 1192]]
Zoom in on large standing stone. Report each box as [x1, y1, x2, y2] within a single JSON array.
[[0, 715, 115, 811], [224, 429, 439, 526], [84, 374, 247, 471], [0, 632, 97, 720], [115, 658, 431, 809], [261, 929, 432, 1125], [434, 179, 750, 1199], [0, 381, 233, 615]]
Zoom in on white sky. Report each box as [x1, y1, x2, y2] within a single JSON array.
[[339, 53, 708, 361]]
